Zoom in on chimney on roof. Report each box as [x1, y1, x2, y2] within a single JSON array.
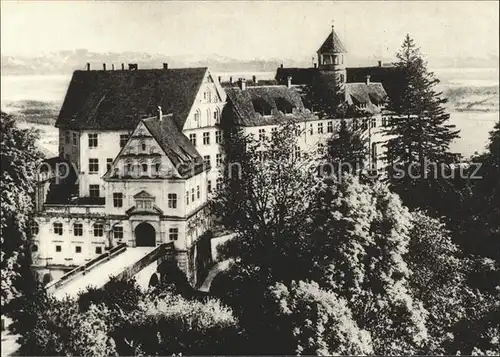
[[121, 63, 125, 70], [128, 63, 138, 71], [365, 75, 371, 85], [218, 76, 221, 83], [252, 75, 256, 84], [86, 63, 90, 71], [112, 64, 115, 71], [280, 63, 284, 69], [157, 106, 163, 122], [229, 76, 233, 84], [313, 63, 317, 69], [103, 63, 106, 71], [163, 63, 168, 70], [378, 60, 382, 67], [287, 75, 292, 88], [238, 78, 246, 91]]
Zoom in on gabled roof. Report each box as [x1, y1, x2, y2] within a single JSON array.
[[317, 28, 347, 54], [225, 85, 316, 126], [56, 67, 207, 130], [142, 115, 206, 177], [133, 190, 155, 199], [344, 82, 387, 114]]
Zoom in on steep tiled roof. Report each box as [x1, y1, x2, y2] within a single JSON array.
[[317, 28, 347, 53], [142, 115, 206, 178], [224, 85, 316, 126], [344, 83, 387, 114], [346, 65, 405, 103], [56, 68, 207, 130]]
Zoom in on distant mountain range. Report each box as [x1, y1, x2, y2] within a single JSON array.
[[1, 49, 498, 75]]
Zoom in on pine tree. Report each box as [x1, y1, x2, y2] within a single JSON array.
[[383, 35, 460, 209], [326, 119, 367, 176]]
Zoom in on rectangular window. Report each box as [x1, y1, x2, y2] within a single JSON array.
[[54, 222, 63, 235], [88, 133, 98, 148], [75, 246, 82, 253], [258, 129, 266, 141], [295, 146, 301, 159], [74, 223, 83, 236], [89, 158, 99, 173], [203, 132, 210, 145], [215, 130, 222, 144], [362, 119, 368, 131], [107, 158, 113, 171], [191, 188, 195, 202], [327, 121, 333, 133], [169, 227, 179, 241], [189, 133, 196, 146], [382, 117, 388, 127], [216, 178, 223, 190], [55, 245, 62, 252], [72, 132, 78, 145], [197, 185, 200, 199], [89, 184, 100, 197], [203, 155, 211, 167], [113, 226, 123, 239], [309, 124, 313, 135], [318, 122, 323, 134], [120, 134, 129, 147], [216, 153, 222, 166], [271, 127, 278, 138], [113, 193, 123, 208], [371, 118, 377, 128], [168, 193, 177, 209], [207, 180, 212, 193], [94, 223, 104, 237], [95, 246, 103, 254], [186, 191, 189, 205], [65, 131, 70, 144]]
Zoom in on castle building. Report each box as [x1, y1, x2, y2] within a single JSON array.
[[32, 65, 226, 282], [275, 26, 392, 170], [32, 27, 394, 284]]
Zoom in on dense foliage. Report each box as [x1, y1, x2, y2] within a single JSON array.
[[1, 111, 43, 308]]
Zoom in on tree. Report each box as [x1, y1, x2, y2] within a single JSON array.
[[14, 287, 117, 356], [326, 119, 367, 176], [383, 34, 460, 211], [77, 276, 144, 313], [269, 280, 373, 355], [406, 212, 467, 353], [1, 111, 44, 309], [308, 176, 429, 355], [213, 120, 320, 273], [111, 292, 241, 356]]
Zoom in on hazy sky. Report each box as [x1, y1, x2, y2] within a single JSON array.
[[2, 1, 498, 61]]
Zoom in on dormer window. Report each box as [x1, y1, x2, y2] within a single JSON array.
[[275, 98, 294, 114], [252, 99, 272, 116]]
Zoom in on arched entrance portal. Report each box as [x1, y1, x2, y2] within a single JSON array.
[[148, 273, 159, 288], [135, 222, 156, 247]]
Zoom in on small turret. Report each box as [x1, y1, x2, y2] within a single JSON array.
[[317, 25, 347, 84]]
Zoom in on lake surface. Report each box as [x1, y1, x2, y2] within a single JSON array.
[[2, 68, 498, 158]]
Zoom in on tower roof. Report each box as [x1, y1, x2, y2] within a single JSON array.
[[317, 27, 347, 53]]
